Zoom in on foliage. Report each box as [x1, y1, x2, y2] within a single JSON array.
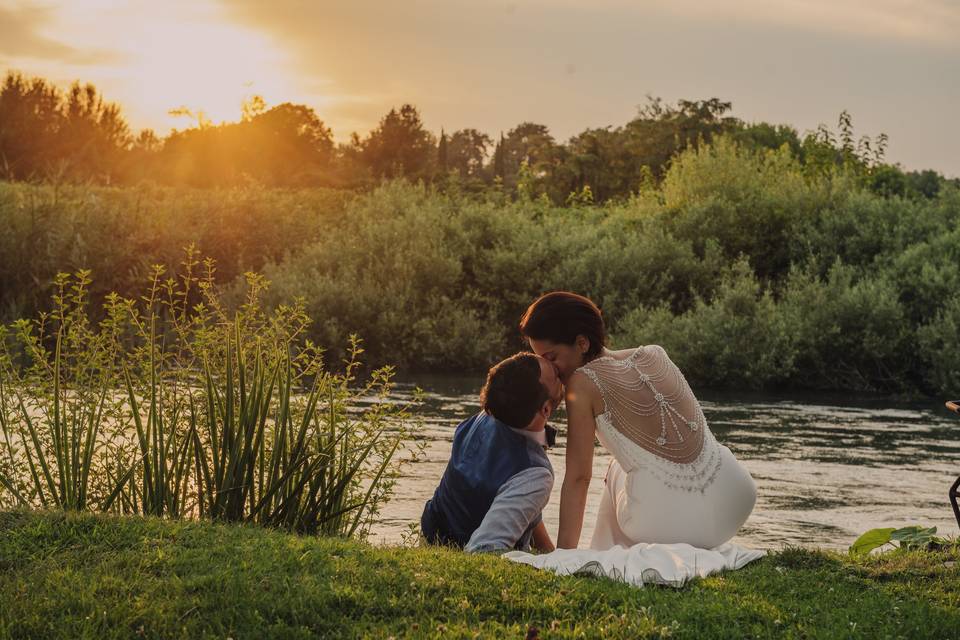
[[2, 128, 958, 394], [0, 256, 423, 537], [615, 259, 796, 390], [355, 103, 437, 181], [849, 525, 951, 555], [0, 180, 350, 322], [0, 72, 130, 183], [155, 103, 336, 187], [13, 69, 956, 205]]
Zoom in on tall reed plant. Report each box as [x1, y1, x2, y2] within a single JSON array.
[[0, 248, 422, 539]]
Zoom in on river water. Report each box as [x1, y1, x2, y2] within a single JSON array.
[[369, 375, 960, 551]]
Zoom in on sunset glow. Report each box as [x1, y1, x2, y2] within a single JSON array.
[[120, 18, 299, 129], [7, 1, 314, 132], [1, 0, 958, 173]]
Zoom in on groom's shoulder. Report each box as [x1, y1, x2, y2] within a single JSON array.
[[454, 411, 487, 433], [451, 411, 496, 445]]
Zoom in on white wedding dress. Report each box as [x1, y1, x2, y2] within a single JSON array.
[[505, 345, 763, 587]]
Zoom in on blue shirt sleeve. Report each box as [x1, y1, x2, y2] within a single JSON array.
[[464, 466, 554, 553]]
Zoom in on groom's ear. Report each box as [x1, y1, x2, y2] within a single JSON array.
[[540, 399, 552, 417]]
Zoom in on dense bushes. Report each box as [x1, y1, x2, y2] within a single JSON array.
[[0, 181, 350, 320], [260, 181, 725, 371], [1, 135, 957, 394], [259, 138, 957, 395]]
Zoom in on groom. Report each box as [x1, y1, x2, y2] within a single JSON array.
[[420, 352, 563, 553]]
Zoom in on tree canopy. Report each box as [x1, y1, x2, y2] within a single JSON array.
[[0, 70, 952, 202]]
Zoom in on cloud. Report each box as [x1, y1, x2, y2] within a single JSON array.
[[0, 2, 115, 64], [219, 0, 960, 176], [520, 0, 960, 48], [3, 1, 953, 174], [654, 0, 960, 49]]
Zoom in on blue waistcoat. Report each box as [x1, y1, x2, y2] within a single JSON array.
[[421, 412, 552, 548]]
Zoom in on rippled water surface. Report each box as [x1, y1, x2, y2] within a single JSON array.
[[370, 375, 960, 550]]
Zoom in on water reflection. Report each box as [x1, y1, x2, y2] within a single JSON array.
[[369, 376, 960, 550]]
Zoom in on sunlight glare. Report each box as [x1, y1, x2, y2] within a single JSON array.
[[45, 1, 306, 132], [133, 20, 296, 129]]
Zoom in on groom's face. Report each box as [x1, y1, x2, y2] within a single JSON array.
[[538, 357, 564, 412]]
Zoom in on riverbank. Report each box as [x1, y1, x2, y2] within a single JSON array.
[[2, 511, 958, 639]]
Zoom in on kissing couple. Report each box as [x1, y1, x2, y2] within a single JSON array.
[[420, 291, 761, 579]]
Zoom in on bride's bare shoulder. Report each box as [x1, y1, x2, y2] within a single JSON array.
[[565, 370, 603, 414], [566, 369, 598, 394]]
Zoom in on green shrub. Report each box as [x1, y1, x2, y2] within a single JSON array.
[[661, 136, 820, 280], [0, 181, 349, 321], [614, 259, 795, 390], [917, 296, 960, 393], [3, 136, 959, 395], [778, 263, 911, 392], [0, 256, 422, 537]]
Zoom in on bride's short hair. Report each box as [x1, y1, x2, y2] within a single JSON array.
[[519, 291, 605, 358], [481, 352, 549, 430]]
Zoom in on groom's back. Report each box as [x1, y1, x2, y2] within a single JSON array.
[[423, 412, 550, 547]]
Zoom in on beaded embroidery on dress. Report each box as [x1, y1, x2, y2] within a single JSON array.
[[577, 345, 722, 493]]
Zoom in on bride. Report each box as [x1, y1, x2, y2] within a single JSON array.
[[519, 291, 757, 551]]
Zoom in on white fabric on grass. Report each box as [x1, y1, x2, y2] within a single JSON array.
[[503, 541, 764, 588]]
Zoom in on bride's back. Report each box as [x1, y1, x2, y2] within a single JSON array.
[[577, 345, 706, 464]]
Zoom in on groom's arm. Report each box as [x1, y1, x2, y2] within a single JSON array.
[[464, 466, 553, 553]]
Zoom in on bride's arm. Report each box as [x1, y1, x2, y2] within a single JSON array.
[[531, 520, 555, 552], [556, 372, 599, 549]]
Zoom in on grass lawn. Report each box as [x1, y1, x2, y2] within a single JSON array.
[[1, 510, 958, 639]]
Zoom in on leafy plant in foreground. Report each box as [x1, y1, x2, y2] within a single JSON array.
[[849, 525, 955, 555], [0, 251, 423, 538]]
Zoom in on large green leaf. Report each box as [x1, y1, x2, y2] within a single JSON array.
[[891, 525, 938, 550], [849, 527, 895, 555]]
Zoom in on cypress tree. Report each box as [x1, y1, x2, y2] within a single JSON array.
[[493, 132, 505, 179], [438, 128, 448, 173]]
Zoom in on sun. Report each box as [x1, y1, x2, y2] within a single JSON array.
[[43, 1, 307, 133], [131, 19, 296, 129]]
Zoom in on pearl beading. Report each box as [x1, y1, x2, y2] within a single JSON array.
[[577, 345, 722, 493]]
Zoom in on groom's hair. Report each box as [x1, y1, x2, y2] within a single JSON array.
[[480, 352, 550, 430]]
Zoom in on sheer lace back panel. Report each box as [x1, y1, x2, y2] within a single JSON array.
[[577, 345, 706, 463]]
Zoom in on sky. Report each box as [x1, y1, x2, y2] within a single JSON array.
[[1, 0, 958, 176]]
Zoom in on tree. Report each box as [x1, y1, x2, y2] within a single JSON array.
[[58, 81, 131, 182], [905, 169, 942, 199], [0, 72, 61, 179], [157, 101, 335, 187], [437, 129, 448, 174], [622, 96, 739, 181], [241, 95, 267, 121], [359, 104, 436, 179], [800, 111, 888, 181], [731, 122, 802, 157], [446, 128, 492, 178], [499, 122, 558, 192], [563, 126, 635, 202], [493, 133, 505, 180], [0, 72, 131, 183]]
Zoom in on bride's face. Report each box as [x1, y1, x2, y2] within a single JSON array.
[[528, 336, 587, 383]]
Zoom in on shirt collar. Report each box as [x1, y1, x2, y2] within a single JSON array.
[[509, 424, 557, 449]]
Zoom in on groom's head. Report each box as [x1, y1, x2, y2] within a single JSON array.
[[480, 352, 563, 431]]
